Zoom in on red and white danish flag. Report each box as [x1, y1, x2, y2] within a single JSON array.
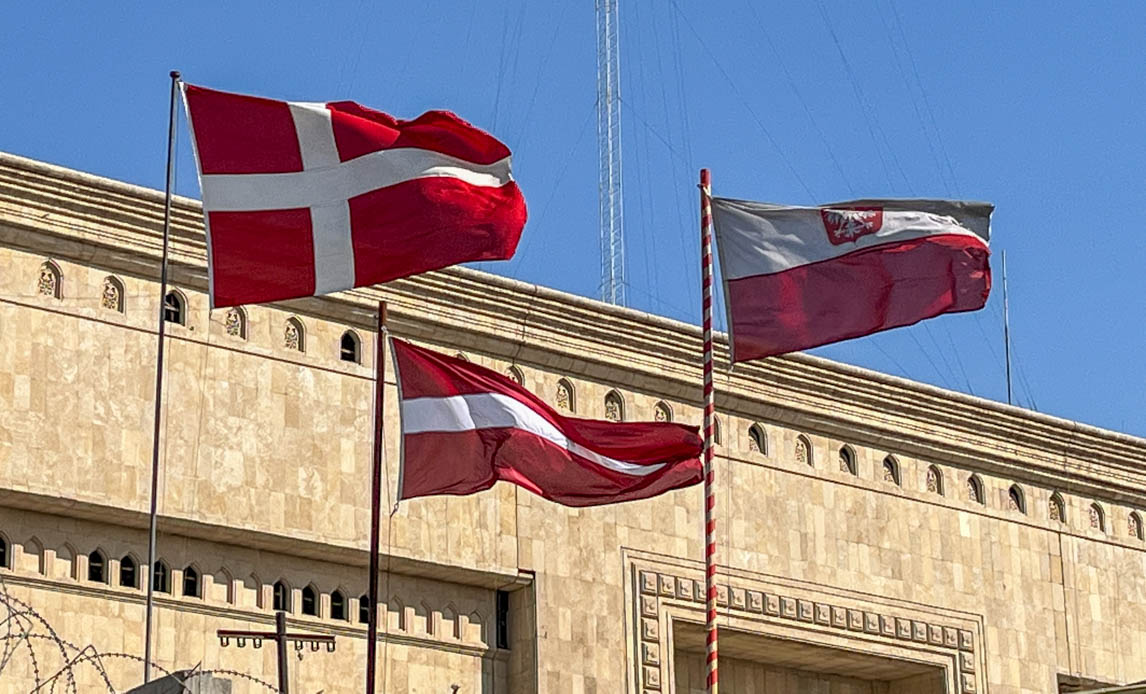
[[392, 339, 703, 507], [712, 198, 992, 362], [181, 84, 527, 308]]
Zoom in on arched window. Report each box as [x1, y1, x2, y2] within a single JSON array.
[[454, 352, 469, 362], [505, 366, 524, 385], [747, 424, 767, 454], [302, 585, 318, 616], [152, 561, 170, 594], [331, 590, 347, 621], [38, 261, 62, 299], [712, 418, 722, 446], [119, 555, 137, 588], [101, 276, 125, 312], [1089, 503, 1105, 532], [882, 456, 900, 486], [224, 307, 247, 339], [1049, 493, 1065, 523], [926, 465, 943, 495], [838, 446, 856, 475], [340, 331, 361, 363], [163, 290, 185, 325], [556, 379, 575, 413], [604, 391, 624, 422], [183, 566, 200, 599], [0, 536, 7, 569], [967, 475, 985, 505], [284, 318, 305, 352], [1130, 512, 1144, 541], [87, 550, 106, 583], [654, 401, 672, 422], [1008, 485, 1026, 514], [273, 580, 290, 611], [796, 436, 812, 466], [358, 594, 371, 624]]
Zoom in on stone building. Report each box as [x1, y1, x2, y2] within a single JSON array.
[[0, 151, 1144, 693]]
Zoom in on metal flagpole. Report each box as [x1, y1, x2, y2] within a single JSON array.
[[699, 169, 719, 694], [1002, 250, 1013, 405], [143, 69, 181, 683], [365, 301, 387, 694]]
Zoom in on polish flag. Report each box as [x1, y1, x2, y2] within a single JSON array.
[[392, 340, 703, 507], [181, 84, 527, 308], [711, 198, 992, 362]]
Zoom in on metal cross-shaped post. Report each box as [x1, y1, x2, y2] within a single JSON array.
[[217, 611, 336, 693]]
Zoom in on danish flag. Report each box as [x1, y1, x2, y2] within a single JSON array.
[[181, 84, 527, 308]]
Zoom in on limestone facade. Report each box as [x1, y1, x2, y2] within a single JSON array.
[[0, 151, 1144, 693]]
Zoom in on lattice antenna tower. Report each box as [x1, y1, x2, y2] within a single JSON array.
[[596, 0, 625, 305]]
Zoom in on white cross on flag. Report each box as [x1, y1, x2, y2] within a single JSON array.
[[181, 84, 527, 308]]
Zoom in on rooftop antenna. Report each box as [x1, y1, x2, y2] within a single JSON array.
[[1003, 250, 1013, 405], [596, 0, 625, 305]]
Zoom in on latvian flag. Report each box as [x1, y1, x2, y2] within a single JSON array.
[[181, 84, 527, 308], [392, 339, 703, 506], [711, 198, 992, 362]]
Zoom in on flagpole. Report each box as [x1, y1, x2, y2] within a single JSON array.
[[365, 301, 387, 694], [699, 168, 719, 694], [1002, 250, 1013, 405], [143, 69, 181, 684]]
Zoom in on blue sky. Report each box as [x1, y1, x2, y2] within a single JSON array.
[[2, 2, 1143, 436]]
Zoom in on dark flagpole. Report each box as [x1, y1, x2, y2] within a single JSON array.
[[366, 301, 387, 694], [143, 69, 181, 683]]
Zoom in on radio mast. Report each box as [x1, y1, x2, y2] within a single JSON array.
[[596, 0, 625, 305]]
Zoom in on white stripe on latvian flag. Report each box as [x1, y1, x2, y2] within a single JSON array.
[[402, 393, 664, 476], [391, 339, 703, 507], [711, 198, 993, 362]]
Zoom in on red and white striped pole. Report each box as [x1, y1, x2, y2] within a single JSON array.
[[699, 168, 719, 694]]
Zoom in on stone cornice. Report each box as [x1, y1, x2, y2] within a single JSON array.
[[2, 150, 1144, 498]]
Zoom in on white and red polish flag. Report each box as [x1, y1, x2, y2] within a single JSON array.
[[711, 198, 992, 362], [392, 339, 704, 506], [180, 84, 527, 308]]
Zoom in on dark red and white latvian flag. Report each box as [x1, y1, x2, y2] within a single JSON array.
[[391, 339, 703, 506], [180, 84, 527, 308], [711, 198, 992, 362]]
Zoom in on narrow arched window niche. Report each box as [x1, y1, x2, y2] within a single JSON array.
[[358, 594, 371, 624], [795, 436, 812, 467], [926, 465, 943, 495], [1129, 512, 1144, 541], [967, 475, 985, 505], [604, 390, 624, 422], [301, 584, 319, 616], [555, 379, 575, 413], [273, 580, 290, 612], [101, 276, 125, 313], [838, 446, 856, 475], [505, 366, 524, 386], [882, 456, 901, 486], [284, 318, 305, 352], [1008, 485, 1027, 514], [654, 401, 672, 423], [87, 550, 107, 583], [163, 290, 186, 325], [331, 590, 347, 621], [152, 561, 170, 594], [747, 424, 767, 454], [182, 565, 200, 599], [120, 555, 137, 588], [1049, 493, 1065, 524], [224, 307, 247, 339], [1089, 503, 1106, 533], [712, 418, 723, 446], [0, 535, 8, 569], [340, 330, 361, 363], [38, 260, 62, 299]]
